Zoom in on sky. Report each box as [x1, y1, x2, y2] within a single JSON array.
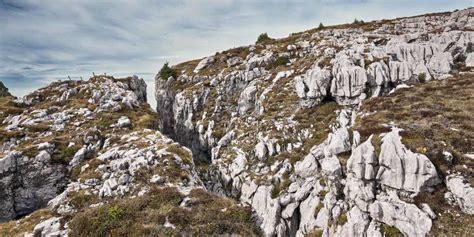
[[1, 0, 472, 109]]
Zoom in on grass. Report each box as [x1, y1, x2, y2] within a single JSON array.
[[68, 187, 260, 236], [414, 184, 474, 236], [336, 213, 348, 226], [166, 144, 193, 164], [0, 209, 55, 236], [380, 224, 402, 237]]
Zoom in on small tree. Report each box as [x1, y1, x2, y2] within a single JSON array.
[[256, 32, 272, 44], [353, 18, 364, 25], [159, 62, 177, 80], [318, 22, 324, 29]]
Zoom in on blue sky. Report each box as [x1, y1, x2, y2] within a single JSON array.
[[1, 0, 472, 108]]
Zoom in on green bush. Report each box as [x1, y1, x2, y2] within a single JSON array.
[[318, 22, 324, 29], [159, 62, 177, 80], [256, 32, 272, 44], [276, 56, 290, 66], [353, 18, 364, 25], [108, 206, 124, 220], [418, 73, 427, 83], [51, 145, 80, 164]]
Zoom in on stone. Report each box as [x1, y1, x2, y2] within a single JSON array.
[[294, 153, 319, 178], [227, 56, 243, 67], [369, 193, 432, 237], [255, 141, 268, 161], [330, 65, 367, 105], [294, 65, 331, 108], [238, 83, 257, 115], [376, 128, 441, 196], [445, 175, 474, 214], [32, 217, 67, 236], [466, 52, 474, 67], [194, 56, 215, 73], [117, 116, 131, 128]]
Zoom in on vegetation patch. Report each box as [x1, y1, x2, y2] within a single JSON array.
[[158, 62, 177, 80], [68, 187, 259, 236]]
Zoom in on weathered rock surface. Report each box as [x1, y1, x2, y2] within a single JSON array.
[[377, 128, 441, 196], [0, 81, 11, 97], [0, 151, 67, 221], [445, 175, 474, 214]]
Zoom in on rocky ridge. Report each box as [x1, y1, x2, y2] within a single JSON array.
[[155, 8, 474, 237], [0, 76, 258, 236]]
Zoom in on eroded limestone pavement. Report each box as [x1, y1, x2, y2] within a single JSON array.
[[0, 7, 473, 237], [155, 8, 474, 237]]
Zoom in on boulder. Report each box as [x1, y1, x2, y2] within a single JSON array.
[[376, 128, 441, 196], [466, 52, 474, 67], [194, 56, 215, 73], [369, 193, 432, 237], [294, 65, 331, 108], [445, 175, 474, 214]]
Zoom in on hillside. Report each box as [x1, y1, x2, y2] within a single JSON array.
[[0, 76, 258, 236], [155, 7, 474, 237]]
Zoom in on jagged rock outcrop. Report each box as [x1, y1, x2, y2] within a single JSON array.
[[0, 81, 11, 97], [377, 128, 441, 196], [0, 151, 67, 221]]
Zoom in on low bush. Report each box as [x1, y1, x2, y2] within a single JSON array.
[[159, 62, 177, 80], [256, 32, 272, 44]]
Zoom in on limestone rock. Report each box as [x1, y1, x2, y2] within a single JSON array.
[[194, 56, 215, 73], [376, 128, 441, 196], [369, 193, 432, 237], [238, 82, 257, 115], [466, 52, 474, 67], [445, 175, 474, 214], [294, 65, 331, 108]]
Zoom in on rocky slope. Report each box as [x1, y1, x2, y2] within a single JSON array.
[[0, 76, 258, 236], [155, 8, 474, 237]]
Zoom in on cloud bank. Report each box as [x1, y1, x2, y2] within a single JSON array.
[[1, 0, 472, 107]]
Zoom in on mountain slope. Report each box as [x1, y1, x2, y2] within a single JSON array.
[[155, 8, 474, 236], [0, 76, 258, 236]]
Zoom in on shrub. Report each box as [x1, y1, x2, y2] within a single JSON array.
[[276, 56, 290, 66], [353, 18, 364, 25], [108, 205, 124, 220], [51, 145, 80, 164], [256, 33, 272, 44], [418, 73, 427, 83], [159, 62, 177, 80], [318, 22, 324, 29]]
